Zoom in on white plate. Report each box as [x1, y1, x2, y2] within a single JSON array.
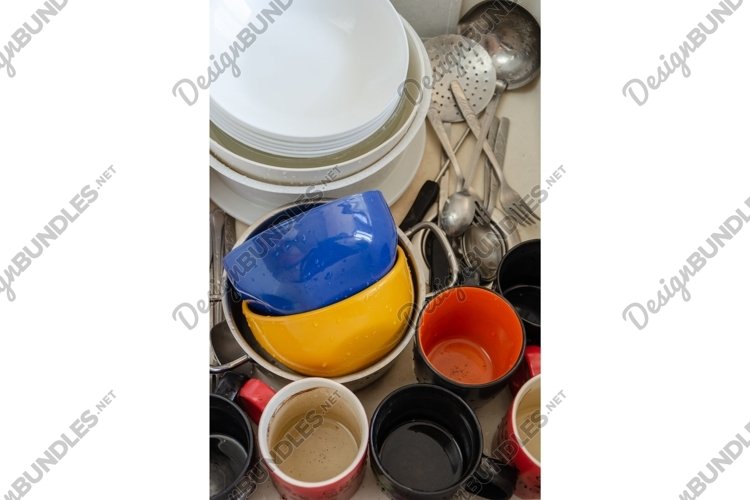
[[209, 96, 399, 156], [210, 124, 425, 225], [211, 94, 397, 148], [210, 0, 408, 142], [209, 16, 430, 181], [210, 103, 398, 157]]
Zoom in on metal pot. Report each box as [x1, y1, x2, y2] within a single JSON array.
[[215, 201, 458, 391]]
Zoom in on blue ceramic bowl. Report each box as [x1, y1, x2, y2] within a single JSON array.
[[223, 191, 398, 315]]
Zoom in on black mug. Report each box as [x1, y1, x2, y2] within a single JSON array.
[[369, 384, 517, 500], [494, 239, 540, 345], [210, 373, 256, 500]]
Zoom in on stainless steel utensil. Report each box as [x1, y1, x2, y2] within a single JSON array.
[[209, 208, 226, 386], [459, 0, 541, 96], [210, 321, 251, 375], [462, 219, 505, 283], [461, 120, 508, 283], [489, 117, 509, 211], [426, 110, 466, 191], [484, 117, 500, 210], [434, 126, 470, 183], [424, 35, 497, 123], [451, 81, 539, 225], [210, 208, 226, 325], [210, 210, 249, 377], [427, 108, 476, 238], [437, 123, 451, 220], [463, 92, 500, 187], [475, 117, 522, 255], [424, 35, 498, 238], [440, 189, 477, 238], [486, 124, 522, 254]]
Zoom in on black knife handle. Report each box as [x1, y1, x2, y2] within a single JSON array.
[[399, 181, 439, 232]]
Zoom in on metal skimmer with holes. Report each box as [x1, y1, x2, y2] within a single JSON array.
[[424, 35, 497, 123]]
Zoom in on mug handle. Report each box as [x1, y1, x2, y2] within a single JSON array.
[[237, 379, 276, 425], [213, 372, 276, 426], [214, 371, 250, 402], [525, 345, 541, 376], [403, 221, 459, 299], [462, 455, 518, 500], [509, 345, 541, 396]]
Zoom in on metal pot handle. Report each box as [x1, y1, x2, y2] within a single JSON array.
[[210, 354, 251, 375], [211, 276, 254, 376], [404, 221, 458, 299]]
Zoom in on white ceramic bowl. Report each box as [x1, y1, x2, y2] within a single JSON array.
[[209, 59, 430, 211], [210, 123, 425, 224], [210, 17, 428, 186], [210, 0, 408, 143]]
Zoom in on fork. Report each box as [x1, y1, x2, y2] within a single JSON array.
[[472, 200, 508, 256], [450, 81, 540, 226], [491, 117, 540, 226]]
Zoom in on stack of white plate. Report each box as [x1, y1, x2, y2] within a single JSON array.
[[210, 0, 431, 224]]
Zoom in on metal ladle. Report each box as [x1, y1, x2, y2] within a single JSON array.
[[459, 0, 540, 97]]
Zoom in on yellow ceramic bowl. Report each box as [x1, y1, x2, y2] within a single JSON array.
[[242, 246, 414, 377]]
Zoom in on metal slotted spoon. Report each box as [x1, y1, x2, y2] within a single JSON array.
[[424, 35, 497, 123], [424, 35, 497, 237]]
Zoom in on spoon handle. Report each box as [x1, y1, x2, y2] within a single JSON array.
[[462, 90, 500, 188], [485, 117, 500, 210], [490, 117, 510, 209], [434, 127, 471, 182], [450, 81, 507, 185], [427, 108, 465, 189]]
